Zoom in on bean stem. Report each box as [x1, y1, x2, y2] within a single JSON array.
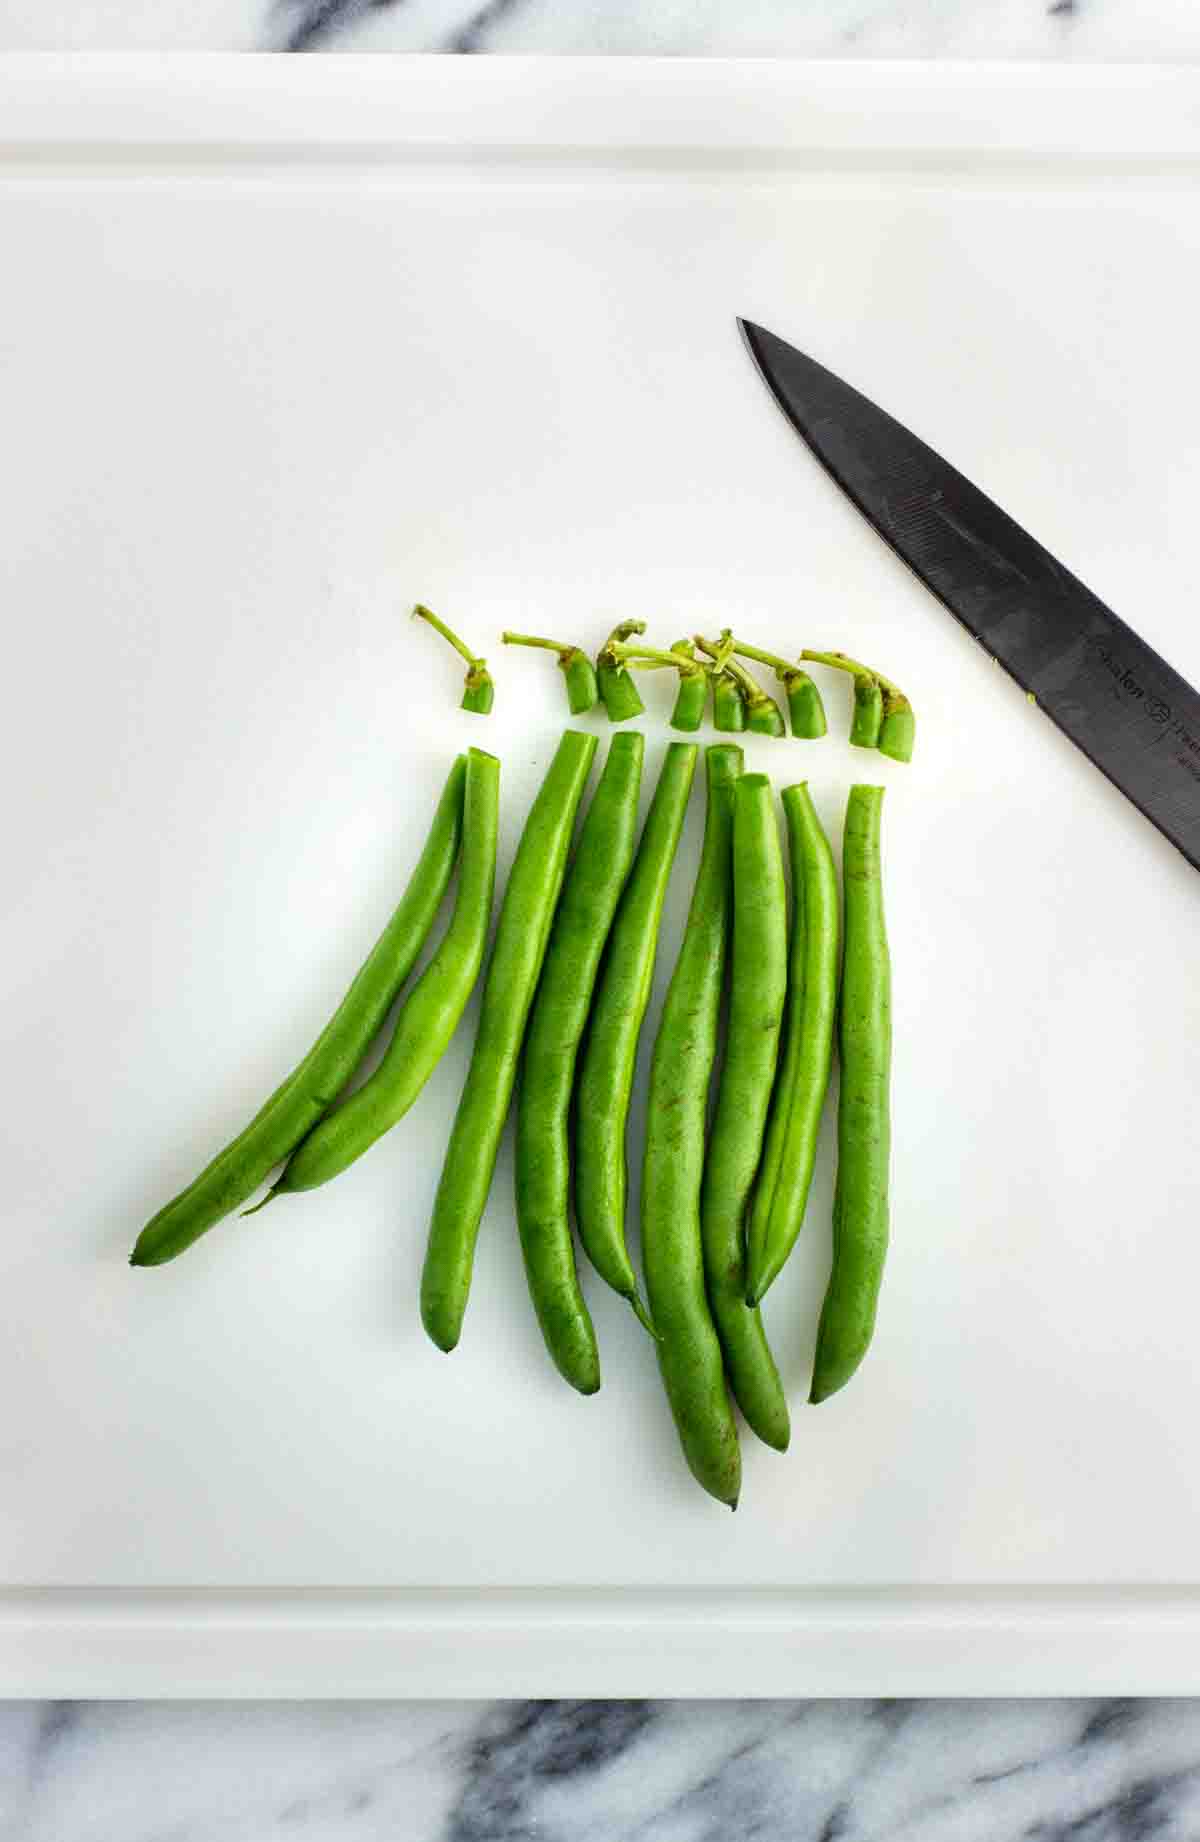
[[502, 631, 571, 656], [611, 640, 702, 677], [726, 637, 793, 677], [800, 649, 888, 692]]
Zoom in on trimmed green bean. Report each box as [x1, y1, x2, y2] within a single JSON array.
[[642, 744, 744, 1507], [785, 671, 828, 739], [413, 604, 493, 714], [563, 654, 600, 715], [515, 732, 645, 1393], [810, 785, 891, 1404], [574, 740, 698, 1331], [502, 632, 599, 715], [849, 676, 884, 748], [131, 756, 467, 1267], [745, 783, 839, 1305], [671, 670, 708, 732], [712, 670, 747, 732], [879, 687, 916, 763], [745, 689, 787, 739], [596, 620, 647, 723], [264, 750, 499, 1197], [669, 641, 708, 732], [699, 774, 790, 1452], [421, 730, 597, 1353], [597, 661, 644, 722]]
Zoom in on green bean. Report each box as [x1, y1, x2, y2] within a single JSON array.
[[263, 749, 499, 1197], [413, 604, 494, 714], [699, 773, 790, 1452], [596, 620, 647, 723], [514, 732, 645, 1393], [641, 744, 744, 1507], [810, 785, 891, 1404], [744, 783, 839, 1305], [131, 756, 467, 1267], [574, 740, 698, 1331], [421, 730, 596, 1353], [502, 632, 599, 715]]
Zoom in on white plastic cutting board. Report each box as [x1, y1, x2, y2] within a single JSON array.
[[4, 56, 1200, 1696]]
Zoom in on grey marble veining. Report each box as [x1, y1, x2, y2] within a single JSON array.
[[2, 0, 1199, 57], [3, 1698, 1200, 1838]]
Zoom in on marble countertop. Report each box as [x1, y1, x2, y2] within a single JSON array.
[[4, 6, 1200, 1834], [4, 1698, 1200, 1837], [0, 0, 1198, 56]]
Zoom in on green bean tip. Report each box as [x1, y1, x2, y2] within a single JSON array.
[[628, 1293, 659, 1339]]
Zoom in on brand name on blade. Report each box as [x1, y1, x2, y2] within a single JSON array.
[[1095, 643, 1148, 703], [1093, 639, 1200, 775]]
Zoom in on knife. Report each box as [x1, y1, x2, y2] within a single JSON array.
[[739, 319, 1200, 873]]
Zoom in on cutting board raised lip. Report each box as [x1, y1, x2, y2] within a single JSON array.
[[4, 54, 1200, 1697]]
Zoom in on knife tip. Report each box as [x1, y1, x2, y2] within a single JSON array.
[[736, 316, 767, 359]]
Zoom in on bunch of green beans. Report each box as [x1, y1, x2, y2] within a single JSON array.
[[136, 683, 898, 1505]]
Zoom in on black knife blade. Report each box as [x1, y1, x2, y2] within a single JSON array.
[[739, 318, 1200, 873]]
